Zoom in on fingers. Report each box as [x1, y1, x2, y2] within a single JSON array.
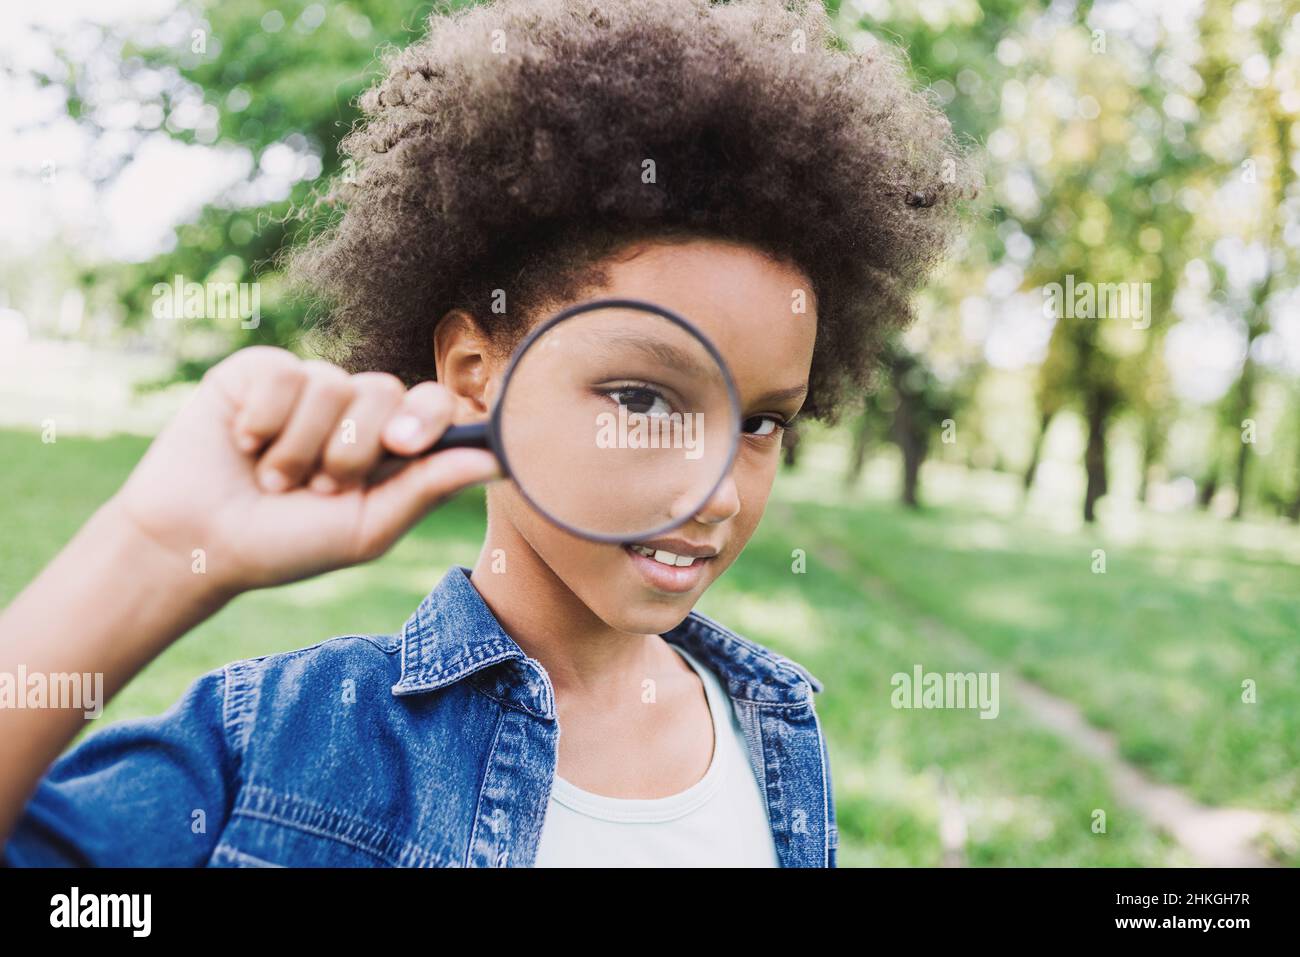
[[313, 378, 457, 492], [231, 362, 306, 454], [207, 347, 503, 565], [353, 448, 502, 560], [315, 372, 407, 492], [380, 382, 456, 456], [254, 361, 355, 492], [219, 348, 475, 494]]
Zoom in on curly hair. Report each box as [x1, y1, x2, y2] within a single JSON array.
[[288, 0, 978, 423]]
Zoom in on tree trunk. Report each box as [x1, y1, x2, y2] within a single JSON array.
[[901, 440, 924, 508], [1198, 470, 1218, 509], [781, 427, 801, 469], [1228, 361, 1257, 520], [1289, 428, 1300, 522], [1137, 416, 1160, 505], [893, 389, 925, 508], [1230, 438, 1250, 520], [1082, 391, 1112, 523], [1227, 108, 1288, 517], [1023, 410, 1053, 494], [845, 415, 870, 487]]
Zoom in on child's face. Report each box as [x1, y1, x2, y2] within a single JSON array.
[[486, 238, 817, 635]]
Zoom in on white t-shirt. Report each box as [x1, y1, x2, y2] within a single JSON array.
[[533, 645, 780, 867]]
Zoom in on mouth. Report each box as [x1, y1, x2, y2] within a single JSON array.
[[620, 538, 719, 594]]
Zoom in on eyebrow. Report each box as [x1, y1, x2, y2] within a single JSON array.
[[750, 384, 808, 409], [591, 332, 723, 385], [585, 330, 806, 411]]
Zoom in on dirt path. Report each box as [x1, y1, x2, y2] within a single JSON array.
[[787, 506, 1288, 867]]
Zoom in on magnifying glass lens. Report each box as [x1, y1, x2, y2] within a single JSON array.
[[497, 304, 738, 542]]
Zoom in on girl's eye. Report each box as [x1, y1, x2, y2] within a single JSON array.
[[607, 386, 673, 417], [743, 415, 786, 438]]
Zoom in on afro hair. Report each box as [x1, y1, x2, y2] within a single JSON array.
[[289, 0, 978, 423]]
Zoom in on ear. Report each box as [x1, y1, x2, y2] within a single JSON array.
[[433, 309, 498, 422]]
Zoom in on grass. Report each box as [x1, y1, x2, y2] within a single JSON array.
[[774, 435, 1300, 818], [2, 426, 1294, 865]]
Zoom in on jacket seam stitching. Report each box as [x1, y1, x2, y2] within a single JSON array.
[[219, 663, 248, 771], [396, 644, 526, 696], [233, 808, 400, 865], [809, 699, 831, 868], [466, 674, 551, 719], [212, 844, 283, 868], [684, 611, 823, 696], [236, 634, 399, 672], [234, 786, 443, 867], [755, 705, 779, 867], [465, 707, 508, 867]]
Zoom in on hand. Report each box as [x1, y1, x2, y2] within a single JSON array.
[[110, 346, 498, 597]]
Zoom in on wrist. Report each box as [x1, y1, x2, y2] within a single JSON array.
[[0, 494, 237, 685], [96, 494, 241, 615]]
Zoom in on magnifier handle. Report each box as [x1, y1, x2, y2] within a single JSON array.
[[426, 421, 491, 454]]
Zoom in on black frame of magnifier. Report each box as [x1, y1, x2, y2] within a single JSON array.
[[421, 296, 742, 544]]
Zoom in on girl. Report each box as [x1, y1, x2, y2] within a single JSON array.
[[0, 0, 972, 867]]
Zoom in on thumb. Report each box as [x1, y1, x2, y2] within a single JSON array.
[[357, 448, 501, 552]]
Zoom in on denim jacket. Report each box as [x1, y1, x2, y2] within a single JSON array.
[[3, 565, 837, 867]]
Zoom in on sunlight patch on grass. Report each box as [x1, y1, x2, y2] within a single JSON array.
[[963, 792, 1056, 844], [712, 590, 824, 654], [838, 749, 943, 815], [961, 584, 1063, 632]]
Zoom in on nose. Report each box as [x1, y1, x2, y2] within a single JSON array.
[[691, 469, 741, 525]]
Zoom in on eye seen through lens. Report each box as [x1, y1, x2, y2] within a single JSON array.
[[495, 301, 740, 542]]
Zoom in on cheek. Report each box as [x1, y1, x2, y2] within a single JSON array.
[[485, 441, 784, 635], [492, 483, 583, 559], [489, 481, 619, 590], [486, 478, 700, 635], [722, 445, 783, 557]]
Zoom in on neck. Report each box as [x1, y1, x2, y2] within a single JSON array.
[[468, 510, 661, 700]]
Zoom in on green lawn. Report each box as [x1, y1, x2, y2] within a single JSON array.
[[2, 427, 1295, 865]]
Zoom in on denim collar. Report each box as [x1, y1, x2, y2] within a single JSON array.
[[391, 565, 821, 718]]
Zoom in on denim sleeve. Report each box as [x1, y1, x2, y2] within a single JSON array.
[[821, 732, 838, 868], [1, 666, 238, 867]]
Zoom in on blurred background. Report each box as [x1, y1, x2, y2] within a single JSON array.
[[1, 0, 1298, 866]]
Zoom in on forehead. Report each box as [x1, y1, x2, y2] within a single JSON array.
[[590, 239, 817, 406]]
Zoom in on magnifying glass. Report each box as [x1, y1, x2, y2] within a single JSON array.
[[411, 298, 741, 543]]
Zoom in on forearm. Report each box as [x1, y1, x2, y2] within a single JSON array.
[[0, 496, 231, 843]]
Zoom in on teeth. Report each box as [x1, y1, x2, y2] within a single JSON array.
[[629, 544, 697, 567], [661, 550, 694, 567]]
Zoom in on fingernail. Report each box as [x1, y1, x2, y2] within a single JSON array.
[[385, 415, 422, 446], [259, 469, 288, 493], [310, 474, 338, 494]]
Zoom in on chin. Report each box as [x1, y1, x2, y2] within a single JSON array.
[[581, 546, 718, 635], [501, 493, 717, 636], [588, 593, 697, 637]]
